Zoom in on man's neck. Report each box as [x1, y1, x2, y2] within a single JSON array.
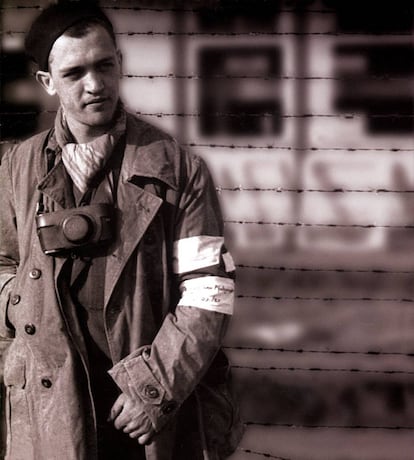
[[66, 118, 112, 144]]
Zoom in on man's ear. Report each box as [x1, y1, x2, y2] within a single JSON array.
[[36, 71, 56, 96]]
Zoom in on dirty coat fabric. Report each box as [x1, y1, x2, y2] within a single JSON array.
[[0, 113, 242, 460]]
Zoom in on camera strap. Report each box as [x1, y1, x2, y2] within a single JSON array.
[[36, 142, 59, 214]]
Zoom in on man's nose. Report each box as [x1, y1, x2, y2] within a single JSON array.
[[84, 71, 104, 93]]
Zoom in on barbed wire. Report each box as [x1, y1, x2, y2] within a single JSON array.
[[0, 5, 338, 14], [236, 294, 414, 303], [232, 364, 414, 375], [217, 187, 414, 194], [238, 447, 291, 460], [3, 110, 414, 121], [3, 5, 412, 20], [224, 346, 414, 358], [140, 112, 414, 120], [137, 141, 414, 152], [225, 220, 414, 229], [236, 264, 414, 274], [107, 6, 412, 18], [2, 72, 414, 82], [125, 74, 414, 82], [100, 30, 414, 38], [3, 30, 414, 37], [2, 139, 414, 153], [244, 421, 414, 430]]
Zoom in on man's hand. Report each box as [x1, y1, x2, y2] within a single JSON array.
[[109, 393, 156, 445]]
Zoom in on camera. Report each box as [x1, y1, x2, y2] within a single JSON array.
[[36, 203, 114, 256]]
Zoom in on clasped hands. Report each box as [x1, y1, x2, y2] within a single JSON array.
[[109, 393, 156, 445]]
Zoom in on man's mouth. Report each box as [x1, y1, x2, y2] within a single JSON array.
[[85, 97, 108, 106]]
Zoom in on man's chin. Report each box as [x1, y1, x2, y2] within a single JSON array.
[[84, 111, 116, 128]]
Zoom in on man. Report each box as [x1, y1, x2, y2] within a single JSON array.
[[0, 2, 243, 459]]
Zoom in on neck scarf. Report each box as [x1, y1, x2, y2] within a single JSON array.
[[54, 106, 126, 193]]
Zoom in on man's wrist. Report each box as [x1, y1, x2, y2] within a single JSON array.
[[109, 347, 179, 431]]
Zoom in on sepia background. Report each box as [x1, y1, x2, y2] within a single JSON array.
[[2, 0, 414, 458]]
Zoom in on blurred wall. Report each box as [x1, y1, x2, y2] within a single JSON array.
[[2, 1, 414, 459]]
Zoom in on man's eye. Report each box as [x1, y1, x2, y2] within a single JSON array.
[[99, 62, 114, 70], [64, 70, 81, 79]]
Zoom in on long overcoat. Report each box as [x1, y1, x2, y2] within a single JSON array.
[[0, 113, 243, 460]]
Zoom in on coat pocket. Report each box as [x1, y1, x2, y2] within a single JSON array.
[[4, 355, 34, 459], [4, 350, 26, 389], [0, 274, 16, 340]]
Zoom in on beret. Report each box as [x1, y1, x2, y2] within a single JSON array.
[[25, 1, 115, 71]]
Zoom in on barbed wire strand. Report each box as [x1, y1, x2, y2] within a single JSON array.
[[232, 364, 414, 375], [2, 139, 414, 154], [238, 447, 291, 460], [236, 264, 414, 274], [217, 187, 414, 194], [0, 5, 339, 14], [2, 73, 414, 82], [3, 30, 414, 37], [1, 133, 414, 177], [122, 74, 414, 82], [153, 113, 414, 119], [3, 4, 414, 20], [223, 346, 414, 358], [144, 141, 414, 152], [236, 294, 414, 303], [225, 220, 414, 229], [244, 421, 414, 430], [3, 110, 414, 121]]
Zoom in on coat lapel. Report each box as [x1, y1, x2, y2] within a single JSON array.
[[37, 160, 75, 210], [104, 181, 163, 307], [103, 120, 177, 308]]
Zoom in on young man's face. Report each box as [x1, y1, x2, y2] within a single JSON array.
[[38, 24, 121, 137]]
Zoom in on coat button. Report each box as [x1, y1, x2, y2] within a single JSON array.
[[24, 324, 36, 335], [41, 378, 52, 388], [11, 295, 21, 305], [144, 385, 159, 399], [162, 401, 177, 415], [29, 269, 42, 279]]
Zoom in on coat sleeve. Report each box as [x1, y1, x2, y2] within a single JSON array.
[[109, 152, 235, 432], [0, 149, 19, 339]]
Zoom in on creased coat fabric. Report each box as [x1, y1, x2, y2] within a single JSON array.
[[0, 113, 243, 460]]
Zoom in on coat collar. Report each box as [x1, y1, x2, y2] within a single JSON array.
[[37, 113, 178, 208], [37, 132, 75, 209], [120, 113, 178, 191]]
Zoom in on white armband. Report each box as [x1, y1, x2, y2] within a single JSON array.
[[173, 235, 225, 274], [177, 276, 235, 315]]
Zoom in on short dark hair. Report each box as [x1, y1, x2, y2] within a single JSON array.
[[48, 18, 117, 70], [62, 17, 116, 43]]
